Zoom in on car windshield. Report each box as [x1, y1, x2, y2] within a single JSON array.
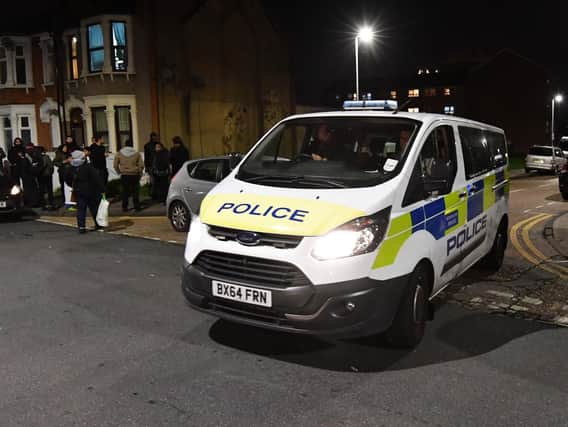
[[528, 147, 553, 156], [237, 117, 421, 188]]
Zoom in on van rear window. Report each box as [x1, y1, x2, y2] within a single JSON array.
[[528, 147, 552, 156]]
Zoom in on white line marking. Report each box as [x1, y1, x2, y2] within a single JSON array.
[[535, 205, 544, 209], [510, 189, 525, 193], [547, 202, 555, 206], [523, 209, 532, 214]]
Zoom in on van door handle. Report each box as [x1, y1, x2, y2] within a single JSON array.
[[459, 191, 467, 199], [183, 187, 192, 192], [492, 179, 509, 192]]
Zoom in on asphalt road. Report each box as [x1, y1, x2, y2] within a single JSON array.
[[1, 220, 567, 426]]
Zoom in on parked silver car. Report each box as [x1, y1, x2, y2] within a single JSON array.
[[166, 155, 240, 232], [525, 145, 567, 174]]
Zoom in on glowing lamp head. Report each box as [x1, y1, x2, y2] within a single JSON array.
[[357, 27, 374, 43], [554, 94, 563, 103]]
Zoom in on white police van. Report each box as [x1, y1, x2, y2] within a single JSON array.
[[182, 101, 509, 347]]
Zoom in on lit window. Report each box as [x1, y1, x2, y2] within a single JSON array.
[[111, 21, 127, 72], [408, 107, 420, 113], [444, 106, 455, 115], [69, 36, 80, 79], [444, 88, 452, 96], [390, 90, 397, 99], [424, 88, 436, 97], [417, 69, 423, 75], [0, 48, 7, 85], [408, 89, 420, 98], [15, 45, 26, 84], [114, 106, 132, 149], [88, 24, 104, 73]]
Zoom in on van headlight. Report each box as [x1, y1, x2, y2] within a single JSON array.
[[311, 207, 391, 261], [10, 185, 21, 196]]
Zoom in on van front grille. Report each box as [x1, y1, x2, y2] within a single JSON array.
[[194, 251, 311, 288], [208, 226, 302, 249]]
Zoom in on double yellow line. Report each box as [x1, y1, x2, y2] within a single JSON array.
[[510, 213, 568, 279]]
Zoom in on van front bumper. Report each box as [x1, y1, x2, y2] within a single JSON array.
[[181, 263, 409, 338]]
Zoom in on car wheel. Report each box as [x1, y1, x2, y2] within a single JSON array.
[[480, 219, 508, 273], [169, 201, 191, 232], [384, 262, 431, 349]]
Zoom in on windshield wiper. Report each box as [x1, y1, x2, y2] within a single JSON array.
[[242, 174, 347, 188]]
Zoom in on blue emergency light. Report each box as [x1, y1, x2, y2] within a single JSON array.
[[343, 100, 398, 111]]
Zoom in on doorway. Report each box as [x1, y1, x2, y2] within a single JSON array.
[[69, 108, 85, 147]]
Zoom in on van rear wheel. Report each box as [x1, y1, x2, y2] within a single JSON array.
[[479, 220, 507, 272], [384, 263, 431, 349]]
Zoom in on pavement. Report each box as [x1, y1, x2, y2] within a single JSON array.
[[1, 220, 568, 426]]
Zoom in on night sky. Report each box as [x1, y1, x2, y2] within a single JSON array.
[[2, 1, 568, 133]]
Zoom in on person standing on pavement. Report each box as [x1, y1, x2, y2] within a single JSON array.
[[21, 143, 41, 207], [169, 136, 189, 177], [8, 137, 25, 186], [87, 136, 108, 188], [0, 147, 11, 178], [114, 139, 143, 212], [152, 142, 170, 204], [38, 146, 55, 210], [144, 132, 160, 199], [54, 142, 72, 205], [65, 151, 104, 234]]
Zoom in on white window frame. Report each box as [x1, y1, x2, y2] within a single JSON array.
[[0, 36, 33, 89], [0, 105, 37, 152], [39, 34, 55, 85], [79, 15, 135, 77], [83, 95, 138, 153], [0, 47, 8, 85]]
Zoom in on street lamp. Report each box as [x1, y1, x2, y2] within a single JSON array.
[[354, 26, 374, 101], [552, 94, 563, 146]]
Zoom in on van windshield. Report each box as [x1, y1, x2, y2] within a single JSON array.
[[237, 117, 421, 188]]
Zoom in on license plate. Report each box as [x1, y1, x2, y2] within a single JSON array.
[[0, 201, 6, 208], [212, 280, 272, 307], [535, 159, 544, 163]]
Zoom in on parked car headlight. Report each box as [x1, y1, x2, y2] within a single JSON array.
[[10, 185, 21, 196], [311, 207, 391, 261]]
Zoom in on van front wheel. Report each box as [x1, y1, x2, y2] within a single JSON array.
[[385, 263, 431, 348]]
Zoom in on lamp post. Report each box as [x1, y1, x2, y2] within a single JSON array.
[[551, 94, 563, 171], [354, 26, 374, 101]]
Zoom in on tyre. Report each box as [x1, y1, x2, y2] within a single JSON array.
[[562, 191, 568, 201], [480, 219, 508, 272], [169, 201, 191, 232], [384, 262, 431, 349], [525, 167, 530, 174]]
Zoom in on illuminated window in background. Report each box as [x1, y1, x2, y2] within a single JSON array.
[[444, 106, 455, 115], [70, 36, 80, 79], [15, 45, 26, 84], [111, 22, 127, 71], [408, 89, 420, 98], [0, 48, 7, 84], [424, 88, 436, 96], [390, 90, 397, 99], [114, 106, 132, 149], [88, 24, 104, 73], [408, 107, 420, 113], [444, 87, 452, 96]]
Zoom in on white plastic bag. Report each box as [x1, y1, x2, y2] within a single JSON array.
[[96, 196, 110, 227]]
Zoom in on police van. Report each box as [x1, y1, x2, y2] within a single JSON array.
[[181, 101, 509, 347]]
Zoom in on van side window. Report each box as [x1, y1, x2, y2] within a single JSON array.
[[403, 125, 458, 206], [486, 131, 508, 168], [459, 126, 492, 179]]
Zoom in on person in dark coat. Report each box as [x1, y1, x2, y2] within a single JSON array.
[[65, 151, 104, 234], [152, 142, 170, 204], [144, 132, 160, 199], [0, 147, 11, 178], [38, 146, 55, 210], [169, 136, 189, 177], [8, 137, 25, 186], [21, 143, 41, 207], [87, 136, 108, 188]]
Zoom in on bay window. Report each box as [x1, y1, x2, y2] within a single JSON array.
[[87, 24, 104, 73], [111, 22, 127, 71], [91, 107, 109, 143], [15, 45, 27, 85], [114, 106, 132, 149], [0, 48, 7, 85], [69, 35, 80, 80]]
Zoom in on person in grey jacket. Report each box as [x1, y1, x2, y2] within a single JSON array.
[[113, 140, 143, 212]]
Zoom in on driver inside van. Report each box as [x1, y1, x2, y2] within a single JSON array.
[[310, 124, 335, 161]]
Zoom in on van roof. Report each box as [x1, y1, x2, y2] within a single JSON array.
[[283, 111, 505, 134]]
